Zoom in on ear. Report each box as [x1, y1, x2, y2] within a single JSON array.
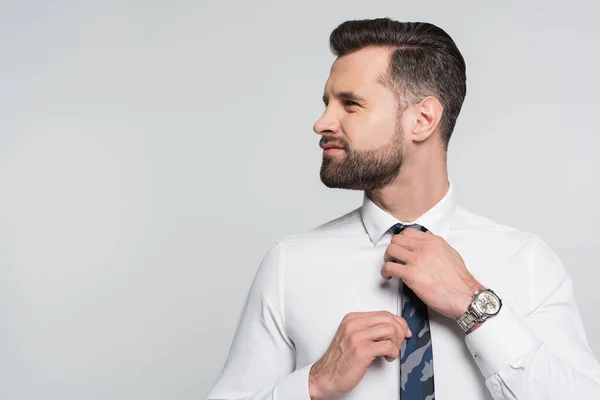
[[410, 96, 443, 143]]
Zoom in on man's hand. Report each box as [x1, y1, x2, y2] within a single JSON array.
[[308, 311, 412, 400], [381, 228, 485, 320]]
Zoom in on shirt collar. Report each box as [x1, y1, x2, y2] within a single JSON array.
[[361, 177, 457, 246]]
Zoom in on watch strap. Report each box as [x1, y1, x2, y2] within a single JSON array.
[[456, 309, 479, 333]]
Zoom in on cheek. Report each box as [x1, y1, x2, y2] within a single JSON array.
[[353, 113, 397, 150]]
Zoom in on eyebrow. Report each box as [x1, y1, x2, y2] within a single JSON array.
[[322, 91, 367, 105]]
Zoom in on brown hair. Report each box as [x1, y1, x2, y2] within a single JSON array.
[[329, 18, 467, 149]]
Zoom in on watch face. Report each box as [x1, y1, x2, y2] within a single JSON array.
[[475, 290, 501, 315]]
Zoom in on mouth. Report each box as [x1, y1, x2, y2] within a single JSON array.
[[323, 147, 345, 155], [321, 143, 346, 150]]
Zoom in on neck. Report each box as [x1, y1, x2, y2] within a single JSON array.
[[365, 154, 449, 223]]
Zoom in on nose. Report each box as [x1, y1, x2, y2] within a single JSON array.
[[313, 108, 340, 136]]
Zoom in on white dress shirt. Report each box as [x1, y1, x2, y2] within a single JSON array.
[[205, 179, 600, 399]]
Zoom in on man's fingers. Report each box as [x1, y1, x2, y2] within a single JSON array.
[[390, 234, 419, 251], [395, 316, 411, 338], [358, 323, 399, 346], [343, 311, 412, 339], [383, 243, 414, 265], [400, 227, 430, 239], [357, 318, 412, 360], [369, 339, 400, 361], [381, 258, 412, 281]]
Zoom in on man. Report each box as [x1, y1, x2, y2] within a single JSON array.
[[204, 18, 600, 399]]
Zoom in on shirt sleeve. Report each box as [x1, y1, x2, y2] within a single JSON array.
[[204, 242, 314, 400], [465, 237, 600, 399]]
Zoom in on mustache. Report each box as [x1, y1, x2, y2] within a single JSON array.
[[319, 139, 348, 149]]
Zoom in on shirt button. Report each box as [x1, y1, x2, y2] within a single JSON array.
[[472, 352, 480, 359]]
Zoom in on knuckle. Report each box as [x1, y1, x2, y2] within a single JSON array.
[[340, 314, 350, 325], [386, 341, 397, 354], [401, 320, 409, 328], [342, 320, 355, 336], [342, 312, 355, 322], [348, 332, 361, 348], [351, 339, 365, 356], [385, 313, 398, 324], [381, 263, 390, 275], [384, 261, 397, 272], [382, 323, 394, 335], [413, 251, 424, 263], [399, 318, 409, 330]]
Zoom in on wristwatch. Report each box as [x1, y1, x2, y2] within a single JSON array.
[[456, 288, 502, 333]]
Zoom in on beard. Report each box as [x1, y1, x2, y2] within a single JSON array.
[[320, 125, 404, 192]]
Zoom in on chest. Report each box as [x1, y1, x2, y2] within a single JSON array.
[[281, 239, 495, 399]]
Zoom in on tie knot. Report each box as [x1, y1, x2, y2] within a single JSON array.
[[390, 222, 429, 235]]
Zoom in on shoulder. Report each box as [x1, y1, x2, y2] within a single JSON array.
[[275, 206, 366, 247], [453, 205, 538, 243], [451, 205, 557, 258], [452, 205, 569, 299], [453, 204, 562, 255]]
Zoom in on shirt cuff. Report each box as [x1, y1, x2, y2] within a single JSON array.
[[465, 302, 541, 379], [274, 362, 315, 400]]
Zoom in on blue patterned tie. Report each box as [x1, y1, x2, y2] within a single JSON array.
[[390, 222, 435, 400]]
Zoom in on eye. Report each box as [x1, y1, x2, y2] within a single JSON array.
[[344, 100, 359, 107]]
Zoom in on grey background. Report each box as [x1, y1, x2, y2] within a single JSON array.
[[1, 0, 599, 399]]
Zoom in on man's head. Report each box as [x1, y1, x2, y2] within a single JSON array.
[[314, 18, 466, 191]]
